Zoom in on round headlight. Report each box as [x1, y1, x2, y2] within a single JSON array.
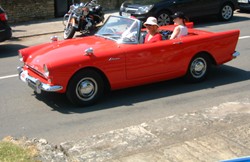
[[136, 5, 154, 14]]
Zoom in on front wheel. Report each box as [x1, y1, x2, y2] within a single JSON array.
[[184, 54, 211, 83], [218, 3, 234, 21], [66, 69, 104, 106], [64, 21, 76, 39]]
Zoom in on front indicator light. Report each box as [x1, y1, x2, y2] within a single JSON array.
[[18, 52, 23, 62], [43, 64, 50, 78]]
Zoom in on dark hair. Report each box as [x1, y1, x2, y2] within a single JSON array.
[[171, 11, 188, 26]]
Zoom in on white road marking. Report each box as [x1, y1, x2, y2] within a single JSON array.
[[0, 36, 250, 80], [0, 74, 18, 80], [239, 36, 250, 40]]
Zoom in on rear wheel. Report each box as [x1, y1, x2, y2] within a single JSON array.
[[157, 11, 172, 26], [218, 3, 234, 21], [66, 69, 104, 106], [185, 54, 211, 83]]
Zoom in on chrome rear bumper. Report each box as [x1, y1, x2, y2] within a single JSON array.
[[232, 51, 240, 58], [17, 67, 63, 94]]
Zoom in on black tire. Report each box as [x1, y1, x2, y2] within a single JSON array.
[[156, 11, 172, 26], [185, 54, 211, 83], [66, 69, 104, 106], [218, 3, 234, 21], [64, 22, 76, 39]]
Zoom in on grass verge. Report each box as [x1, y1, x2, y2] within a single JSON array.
[[0, 140, 36, 162]]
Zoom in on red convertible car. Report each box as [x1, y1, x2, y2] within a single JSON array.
[[17, 16, 240, 106]]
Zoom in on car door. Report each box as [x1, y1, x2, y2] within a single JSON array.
[[193, 0, 220, 16], [199, 0, 220, 15], [172, 0, 202, 18], [124, 40, 185, 80], [173, 0, 217, 18]]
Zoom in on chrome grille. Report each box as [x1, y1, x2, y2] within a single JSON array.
[[26, 64, 46, 79]]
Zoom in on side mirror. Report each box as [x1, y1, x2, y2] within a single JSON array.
[[50, 36, 58, 42]]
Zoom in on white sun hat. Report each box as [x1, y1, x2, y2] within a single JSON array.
[[143, 17, 159, 27]]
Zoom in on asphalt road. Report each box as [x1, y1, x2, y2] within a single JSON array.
[[0, 11, 249, 145]]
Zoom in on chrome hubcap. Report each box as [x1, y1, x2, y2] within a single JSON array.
[[222, 5, 232, 20], [158, 13, 170, 26], [76, 78, 97, 101], [190, 57, 207, 78]]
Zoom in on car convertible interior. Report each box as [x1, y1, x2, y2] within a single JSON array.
[[96, 16, 196, 45], [139, 30, 173, 43]]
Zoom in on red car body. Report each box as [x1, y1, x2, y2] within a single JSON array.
[[18, 16, 240, 106]]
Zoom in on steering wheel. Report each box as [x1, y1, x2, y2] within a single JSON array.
[[123, 31, 137, 42]]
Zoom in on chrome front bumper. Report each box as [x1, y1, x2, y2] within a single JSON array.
[[232, 51, 240, 58], [17, 67, 63, 94]]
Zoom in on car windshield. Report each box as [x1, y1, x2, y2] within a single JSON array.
[[95, 16, 142, 44]]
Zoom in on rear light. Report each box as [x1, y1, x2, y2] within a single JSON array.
[[0, 13, 8, 21]]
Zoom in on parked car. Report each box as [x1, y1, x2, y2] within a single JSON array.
[[238, 0, 250, 11], [120, 0, 239, 26], [0, 6, 12, 42], [17, 15, 240, 106]]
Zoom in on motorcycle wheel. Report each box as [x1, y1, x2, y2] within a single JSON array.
[[64, 23, 76, 39]]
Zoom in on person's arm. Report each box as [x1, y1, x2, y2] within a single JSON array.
[[170, 26, 180, 39]]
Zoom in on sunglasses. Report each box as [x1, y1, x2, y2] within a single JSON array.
[[145, 24, 154, 27]]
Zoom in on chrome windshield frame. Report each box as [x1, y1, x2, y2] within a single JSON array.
[[95, 15, 142, 44]]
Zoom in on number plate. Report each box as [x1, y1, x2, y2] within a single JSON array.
[[238, 0, 248, 3], [27, 80, 37, 91]]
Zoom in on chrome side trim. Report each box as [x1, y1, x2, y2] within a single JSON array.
[[17, 67, 63, 94], [232, 51, 240, 58], [108, 57, 121, 61]]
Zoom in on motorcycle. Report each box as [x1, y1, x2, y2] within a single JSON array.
[[63, 0, 104, 39]]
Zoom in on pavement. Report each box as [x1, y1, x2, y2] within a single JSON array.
[[11, 17, 65, 39], [10, 10, 119, 39], [6, 12, 250, 162]]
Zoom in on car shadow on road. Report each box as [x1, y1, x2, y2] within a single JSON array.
[[34, 65, 250, 114], [0, 44, 27, 58]]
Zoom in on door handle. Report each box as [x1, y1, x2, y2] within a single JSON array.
[[173, 42, 183, 44]]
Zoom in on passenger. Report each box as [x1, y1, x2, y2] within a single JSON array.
[[170, 12, 188, 39], [143, 17, 162, 43]]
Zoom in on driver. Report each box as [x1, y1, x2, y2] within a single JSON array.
[[143, 17, 162, 43]]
